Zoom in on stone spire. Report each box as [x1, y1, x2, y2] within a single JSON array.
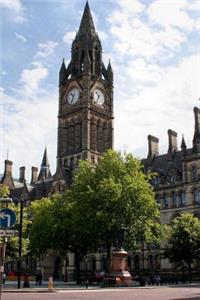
[[77, 1, 96, 40], [71, 1, 102, 78], [38, 147, 52, 181]]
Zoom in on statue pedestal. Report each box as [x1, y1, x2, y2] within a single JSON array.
[[109, 249, 132, 285]]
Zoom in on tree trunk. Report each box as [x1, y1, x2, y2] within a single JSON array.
[[188, 261, 192, 283], [106, 242, 111, 274]]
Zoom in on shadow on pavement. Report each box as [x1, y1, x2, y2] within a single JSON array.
[[171, 297, 200, 300]]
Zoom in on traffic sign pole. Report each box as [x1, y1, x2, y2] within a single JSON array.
[[0, 198, 16, 299]]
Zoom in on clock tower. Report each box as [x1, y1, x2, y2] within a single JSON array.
[[57, 1, 114, 172]]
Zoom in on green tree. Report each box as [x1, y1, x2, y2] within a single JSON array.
[[30, 150, 160, 282], [164, 213, 200, 282], [0, 184, 9, 197], [70, 150, 161, 272]]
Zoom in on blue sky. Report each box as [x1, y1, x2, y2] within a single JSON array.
[[1, 0, 200, 181]]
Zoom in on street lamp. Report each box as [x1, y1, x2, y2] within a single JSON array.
[[85, 256, 88, 288], [17, 197, 23, 289], [12, 192, 26, 289]]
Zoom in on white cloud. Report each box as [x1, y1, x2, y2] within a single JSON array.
[[0, 0, 26, 23], [108, 4, 187, 61], [114, 54, 200, 157], [148, 0, 194, 31], [15, 32, 27, 43], [2, 88, 57, 181], [20, 65, 48, 95], [118, 0, 145, 15], [0, 0, 22, 11], [63, 31, 76, 44], [36, 41, 59, 58]]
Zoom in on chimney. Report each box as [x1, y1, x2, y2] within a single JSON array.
[[168, 129, 178, 154], [193, 107, 200, 151], [31, 166, 38, 184], [1, 160, 14, 188], [19, 166, 25, 183], [4, 160, 13, 176], [148, 135, 159, 159]]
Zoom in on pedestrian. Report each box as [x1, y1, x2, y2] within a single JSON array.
[[3, 272, 6, 284], [85, 279, 89, 288], [23, 274, 30, 288]]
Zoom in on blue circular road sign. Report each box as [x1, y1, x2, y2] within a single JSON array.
[[0, 208, 16, 228]]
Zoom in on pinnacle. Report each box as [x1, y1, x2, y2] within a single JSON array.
[[181, 134, 186, 149], [41, 147, 49, 167]]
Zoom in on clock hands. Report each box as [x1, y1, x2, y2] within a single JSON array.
[[67, 88, 79, 105], [70, 92, 75, 103]]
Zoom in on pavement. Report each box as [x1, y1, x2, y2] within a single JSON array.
[[2, 280, 200, 293]]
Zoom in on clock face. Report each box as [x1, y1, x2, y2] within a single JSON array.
[[67, 88, 79, 104], [93, 89, 105, 106]]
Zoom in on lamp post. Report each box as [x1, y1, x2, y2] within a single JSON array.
[[85, 256, 88, 288], [17, 197, 23, 289]]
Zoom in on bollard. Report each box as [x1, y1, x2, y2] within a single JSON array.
[[48, 276, 53, 290]]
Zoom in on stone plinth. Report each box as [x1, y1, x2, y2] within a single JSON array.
[[109, 249, 132, 285]]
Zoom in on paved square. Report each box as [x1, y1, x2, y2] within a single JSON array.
[[3, 287, 200, 300]]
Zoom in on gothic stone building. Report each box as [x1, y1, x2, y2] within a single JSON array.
[[1, 1, 200, 279]]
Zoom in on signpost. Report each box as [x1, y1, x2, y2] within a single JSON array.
[[0, 209, 16, 228], [0, 199, 17, 300]]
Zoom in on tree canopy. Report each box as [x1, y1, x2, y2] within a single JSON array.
[[164, 213, 200, 282]]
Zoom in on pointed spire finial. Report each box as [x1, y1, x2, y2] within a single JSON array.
[[38, 147, 52, 181], [181, 134, 187, 152], [60, 58, 66, 72], [77, 1, 96, 39]]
